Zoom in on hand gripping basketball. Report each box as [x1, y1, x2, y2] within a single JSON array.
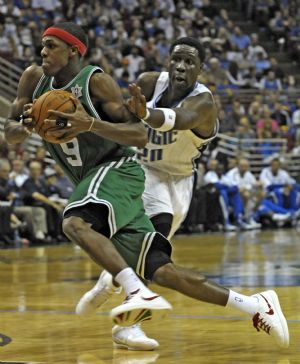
[[31, 90, 76, 144]]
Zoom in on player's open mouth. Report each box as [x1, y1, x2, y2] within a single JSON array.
[[175, 75, 185, 83]]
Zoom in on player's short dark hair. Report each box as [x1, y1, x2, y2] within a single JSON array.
[[169, 37, 206, 63], [52, 22, 88, 48]]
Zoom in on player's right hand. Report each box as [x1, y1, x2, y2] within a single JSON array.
[[126, 83, 148, 119]]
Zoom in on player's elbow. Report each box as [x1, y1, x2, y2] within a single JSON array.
[[132, 123, 148, 148], [135, 133, 148, 148]]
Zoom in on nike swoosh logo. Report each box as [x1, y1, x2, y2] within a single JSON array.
[[141, 295, 160, 301], [260, 293, 274, 315]]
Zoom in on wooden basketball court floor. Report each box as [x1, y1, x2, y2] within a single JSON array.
[[0, 228, 299, 364]]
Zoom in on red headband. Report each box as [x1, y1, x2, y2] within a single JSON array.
[[43, 27, 87, 56]]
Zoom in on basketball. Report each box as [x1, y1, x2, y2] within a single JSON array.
[[31, 90, 76, 144]]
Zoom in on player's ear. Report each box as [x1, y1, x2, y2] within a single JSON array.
[[69, 46, 79, 57]]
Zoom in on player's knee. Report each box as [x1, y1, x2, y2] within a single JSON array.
[[152, 263, 179, 289], [63, 216, 89, 244]]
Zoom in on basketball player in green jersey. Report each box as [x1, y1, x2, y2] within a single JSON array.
[[4, 21, 172, 326], [5, 23, 289, 349]]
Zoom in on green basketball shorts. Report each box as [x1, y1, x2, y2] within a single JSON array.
[[63, 156, 172, 279]]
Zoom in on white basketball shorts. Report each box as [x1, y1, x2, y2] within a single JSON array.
[[141, 165, 194, 239]]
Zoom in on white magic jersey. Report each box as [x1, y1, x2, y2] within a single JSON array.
[[137, 72, 218, 176]]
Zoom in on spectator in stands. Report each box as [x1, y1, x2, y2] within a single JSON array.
[[248, 99, 263, 125], [0, 0, 21, 17], [271, 101, 291, 130], [201, 0, 219, 18], [212, 26, 231, 56], [204, 159, 255, 230], [203, 159, 234, 231], [224, 158, 262, 227], [268, 57, 285, 82], [259, 157, 300, 214], [268, 10, 286, 42], [246, 33, 268, 63], [253, 0, 272, 28], [244, 66, 262, 88], [225, 61, 250, 88], [254, 196, 295, 227], [259, 70, 283, 91], [123, 45, 145, 82], [181, 163, 207, 233], [255, 52, 271, 76], [236, 116, 256, 141], [53, 164, 73, 199], [256, 106, 280, 139], [0, 21, 17, 61], [44, 168, 67, 241], [6, 159, 47, 243], [205, 57, 227, 88], [21, 161, 63, 242], [34, 145, 47, 168], [223, 98, 246, 133], [218, 108, 237, 135], [9, 159, 28, 188], [285, 74, 297, 91], [292, 98, 300, 125], [260, 157, 296, 190], [0, 158, 30, 245], [229, 26, 250, 51]]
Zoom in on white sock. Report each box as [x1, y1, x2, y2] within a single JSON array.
[[226, 290, 259, 315], [115, 267, 151, 296]]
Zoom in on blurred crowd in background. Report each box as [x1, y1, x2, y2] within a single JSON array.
[[1, 0, 300, 246]]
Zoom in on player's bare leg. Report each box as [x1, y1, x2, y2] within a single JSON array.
[[63, 216, 172, 326], [153, 263, 289, 348]]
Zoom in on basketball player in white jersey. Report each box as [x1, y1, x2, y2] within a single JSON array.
[[76, 38, 289, 351]]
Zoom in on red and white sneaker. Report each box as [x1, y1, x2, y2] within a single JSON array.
[[76, 270, 121, 314], [110, 289, 172, 327], [252, 290, 289, 348]]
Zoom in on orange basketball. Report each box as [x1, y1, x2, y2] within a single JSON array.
[[31, 90, 76, 144]]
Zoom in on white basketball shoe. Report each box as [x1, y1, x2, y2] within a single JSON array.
[[252, 290, 289, 348], [76, 270, 167, 350], [112, 324, 159, 351], [76, 270, 122, 314], [110, 289, 172, 327]]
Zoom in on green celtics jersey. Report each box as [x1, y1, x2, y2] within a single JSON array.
[[32, 65, 135, 185]]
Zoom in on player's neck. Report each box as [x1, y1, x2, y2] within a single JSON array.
[[52, 63, 81, 88]]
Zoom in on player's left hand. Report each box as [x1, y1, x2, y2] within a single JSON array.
[[44, 97, 94, 140], [126, 83, 147, 120]]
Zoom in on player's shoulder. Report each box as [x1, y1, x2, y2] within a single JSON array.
[[89, 71, 116, 93], [136, 72, 160, 85], [18, 65, 44, 98], [23, 64, 44, 81], [136, 72, 160, 99]]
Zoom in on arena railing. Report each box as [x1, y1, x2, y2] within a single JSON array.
[[213, 133, 300, 178], [0, 56, 23, 101], [217, 88, 300, 106]]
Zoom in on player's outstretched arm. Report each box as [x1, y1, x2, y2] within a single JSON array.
[[130, 72, 218, 138], [4, 66, 43, 144]]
